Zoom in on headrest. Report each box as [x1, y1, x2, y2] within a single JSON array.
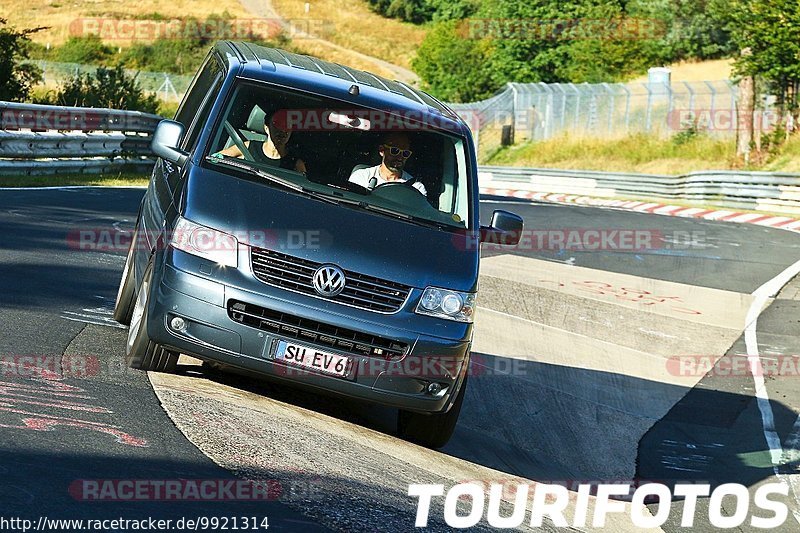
[[246, 105, 266, 132]]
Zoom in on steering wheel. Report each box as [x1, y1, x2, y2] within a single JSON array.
[[370, 181, 430, 208], [223, 121, 255, 162]]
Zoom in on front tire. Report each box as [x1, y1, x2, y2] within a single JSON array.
[[398, 373, 468, 449], [126, 261, 178, 373], [113, 233, 137, 325]]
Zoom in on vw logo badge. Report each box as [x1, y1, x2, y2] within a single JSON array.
[[312, 265, 346, 297]]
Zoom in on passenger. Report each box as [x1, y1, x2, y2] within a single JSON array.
[[349, 133, 427, 196], [218, 109, 307, 174]]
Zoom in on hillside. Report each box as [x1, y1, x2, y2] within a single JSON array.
[[6, 0, 419, 81], [270, 0, 425, 72], [4, 0, 251, 44]]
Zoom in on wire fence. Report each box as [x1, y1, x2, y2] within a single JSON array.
[[448, 80, 779, 162], [26, 61, 780, 164], [24, 60, 194, 103]]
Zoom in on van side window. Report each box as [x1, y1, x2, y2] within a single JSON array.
[[174, 54, 223, 150]]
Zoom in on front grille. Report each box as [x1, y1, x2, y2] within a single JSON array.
[[228, 300, 408, 359], [250, 247, 411, 313]]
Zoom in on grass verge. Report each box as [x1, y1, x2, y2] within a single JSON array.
[[486, 133, 800, 175], [0, 174, 149, 188]]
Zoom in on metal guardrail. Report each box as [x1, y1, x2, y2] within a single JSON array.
[[2, 101, 799, 216], [479, 166, 800, 215], [0, 101, 160, 176]]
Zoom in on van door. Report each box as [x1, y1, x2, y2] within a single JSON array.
[[140, 54, 223, 266]]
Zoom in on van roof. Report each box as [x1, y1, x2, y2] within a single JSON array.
[[215, 41, 465, 131]]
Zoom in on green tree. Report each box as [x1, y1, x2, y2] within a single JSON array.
[[628, 0, 733, 62], [53, 65, 159, 114], [366, 0, 478, 23], [54, 34, 114, 64], [412, 20, 499, 102], [0, 18, 45, 102], [480, 0, 668, 84], [724, 0, 800, 116]]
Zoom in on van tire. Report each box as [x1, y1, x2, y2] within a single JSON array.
[[113, 234, 137, 325], [126, 261, 178, 373], [398, 374, 468, 449]]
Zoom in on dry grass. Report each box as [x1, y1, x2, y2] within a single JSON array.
[[486, 133, 742, 175], [288, 40, 397, 78], [761, 135, 800, 173], [627, 58, 734, 83], [6, 0, 413, 78], [271, 0, 425, 70], [5, 0, 251, 44], [486, 132, 800, 175]]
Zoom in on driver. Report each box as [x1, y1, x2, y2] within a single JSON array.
[[348, 133, 427, 196]]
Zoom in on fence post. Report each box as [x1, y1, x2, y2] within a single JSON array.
[[645, 83, 653, 131], [705, 80, 717, 121], [544, 84, 554, 140], [726, 79, 738, 133], [571, 84, 580, 133], [587, 85, 598, 134], [683, 81, 695, 115], [622, 84, 631, 133], [557, 84, 567, 133], [603, 83, 614, 134], [508, 82, 518, 142]]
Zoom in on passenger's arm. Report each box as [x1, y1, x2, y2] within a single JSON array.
[[215, 141, 250, 158]]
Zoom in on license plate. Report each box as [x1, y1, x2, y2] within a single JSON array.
[[273, 340, 354, 379]]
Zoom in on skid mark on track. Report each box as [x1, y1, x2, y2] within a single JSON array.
[[61, 295, 124, 329], [0, 369, 146, 447]]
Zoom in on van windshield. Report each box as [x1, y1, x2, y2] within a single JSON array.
[[205, 81, 473, 230]]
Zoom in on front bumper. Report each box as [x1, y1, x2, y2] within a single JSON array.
[[146, 259, 471, 414]]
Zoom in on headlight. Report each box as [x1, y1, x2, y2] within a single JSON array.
[[170, 217, 238, 267], [415, 287, 475, 323]]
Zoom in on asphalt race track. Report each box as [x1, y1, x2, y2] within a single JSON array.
[[3, 187, 800, 531]]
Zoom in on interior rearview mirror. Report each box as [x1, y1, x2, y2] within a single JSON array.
[[480, 210, 524, 245], [151, 119, 189, 167]]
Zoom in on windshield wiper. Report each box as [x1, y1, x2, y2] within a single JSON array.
[[205, 156, 338, 205], [354, 202, 452, 230]]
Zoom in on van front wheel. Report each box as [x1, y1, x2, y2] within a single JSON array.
[[398, 374, 467, 449], [113, 233, 137, 325], [126, 262, 178, 373]]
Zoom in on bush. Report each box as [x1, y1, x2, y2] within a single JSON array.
[[54, 35, 115, 64], [0, 18, 44, 102], [50, 65, 159, 114], [412, 21, 500, 102], [121, 38, 206, 76], [119, 12, 291, 75], [366, 0, 478, 23]]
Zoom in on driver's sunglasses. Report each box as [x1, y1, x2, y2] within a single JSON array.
[[383, 145, 412, 159]]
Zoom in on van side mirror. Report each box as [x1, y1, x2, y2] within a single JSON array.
[[480, 210, 524, 245], [151, 120, 189, 167]]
